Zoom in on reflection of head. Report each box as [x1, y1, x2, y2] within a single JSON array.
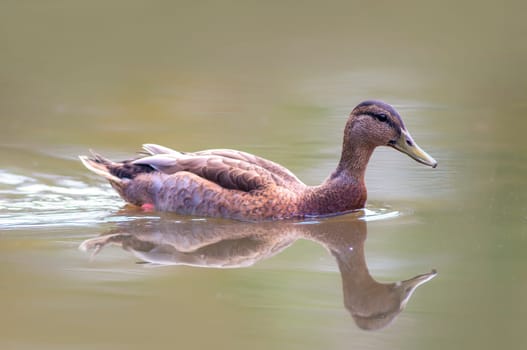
[[349, 271, 437, 330], [300, 216, 437, 331], [80, 214, 436, 330]]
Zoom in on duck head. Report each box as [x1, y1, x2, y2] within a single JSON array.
[[348, 100, 437, 168]]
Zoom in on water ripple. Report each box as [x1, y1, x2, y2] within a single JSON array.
[[0, 170, 120, 229], [362, 207, 401, 221]]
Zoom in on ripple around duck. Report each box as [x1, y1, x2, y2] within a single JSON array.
[[0, 169, 122, 229], [362, 206, 401, 221], [0, 167, 403, 229]]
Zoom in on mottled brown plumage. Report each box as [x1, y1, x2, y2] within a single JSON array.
[[80, 100, 437, 221]]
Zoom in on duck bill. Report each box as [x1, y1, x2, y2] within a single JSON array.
[[390, 130, 438, 168]]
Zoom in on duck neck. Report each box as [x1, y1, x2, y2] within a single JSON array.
[[300, 131, 375, 216], [334, 132, 376, 181]]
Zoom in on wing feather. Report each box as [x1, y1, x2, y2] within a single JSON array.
[[141, 144, 304, 187], [142, 143, 183, 156], [133, 154, 284, 192]]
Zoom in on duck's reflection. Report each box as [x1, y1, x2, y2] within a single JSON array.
[[80, 214, 436, 330]]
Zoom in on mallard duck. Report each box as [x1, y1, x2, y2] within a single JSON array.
[[80, 100, 437, 221]]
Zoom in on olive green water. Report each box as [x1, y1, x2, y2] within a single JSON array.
[[1, 1, 527, 349]]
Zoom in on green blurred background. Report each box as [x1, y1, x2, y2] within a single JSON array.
[[1, 1, 527, 349]]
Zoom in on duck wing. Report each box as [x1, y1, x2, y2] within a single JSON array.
[[133, 153, 301, 193], [141, 144, 305, 188]]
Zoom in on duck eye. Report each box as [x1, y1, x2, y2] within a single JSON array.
[[375, 113, 388, 122]]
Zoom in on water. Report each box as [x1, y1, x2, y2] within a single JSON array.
[[1, 1, 527, 349]]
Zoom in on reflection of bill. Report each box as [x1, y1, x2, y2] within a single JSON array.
[[81, 214, 436, 330]]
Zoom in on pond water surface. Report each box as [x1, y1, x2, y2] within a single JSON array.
[[1, 1, 527, 350]]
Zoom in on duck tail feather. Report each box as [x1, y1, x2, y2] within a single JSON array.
[[79, 154, 122, 183]]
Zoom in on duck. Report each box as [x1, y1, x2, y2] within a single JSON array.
[[80, 100, 437, 221]]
